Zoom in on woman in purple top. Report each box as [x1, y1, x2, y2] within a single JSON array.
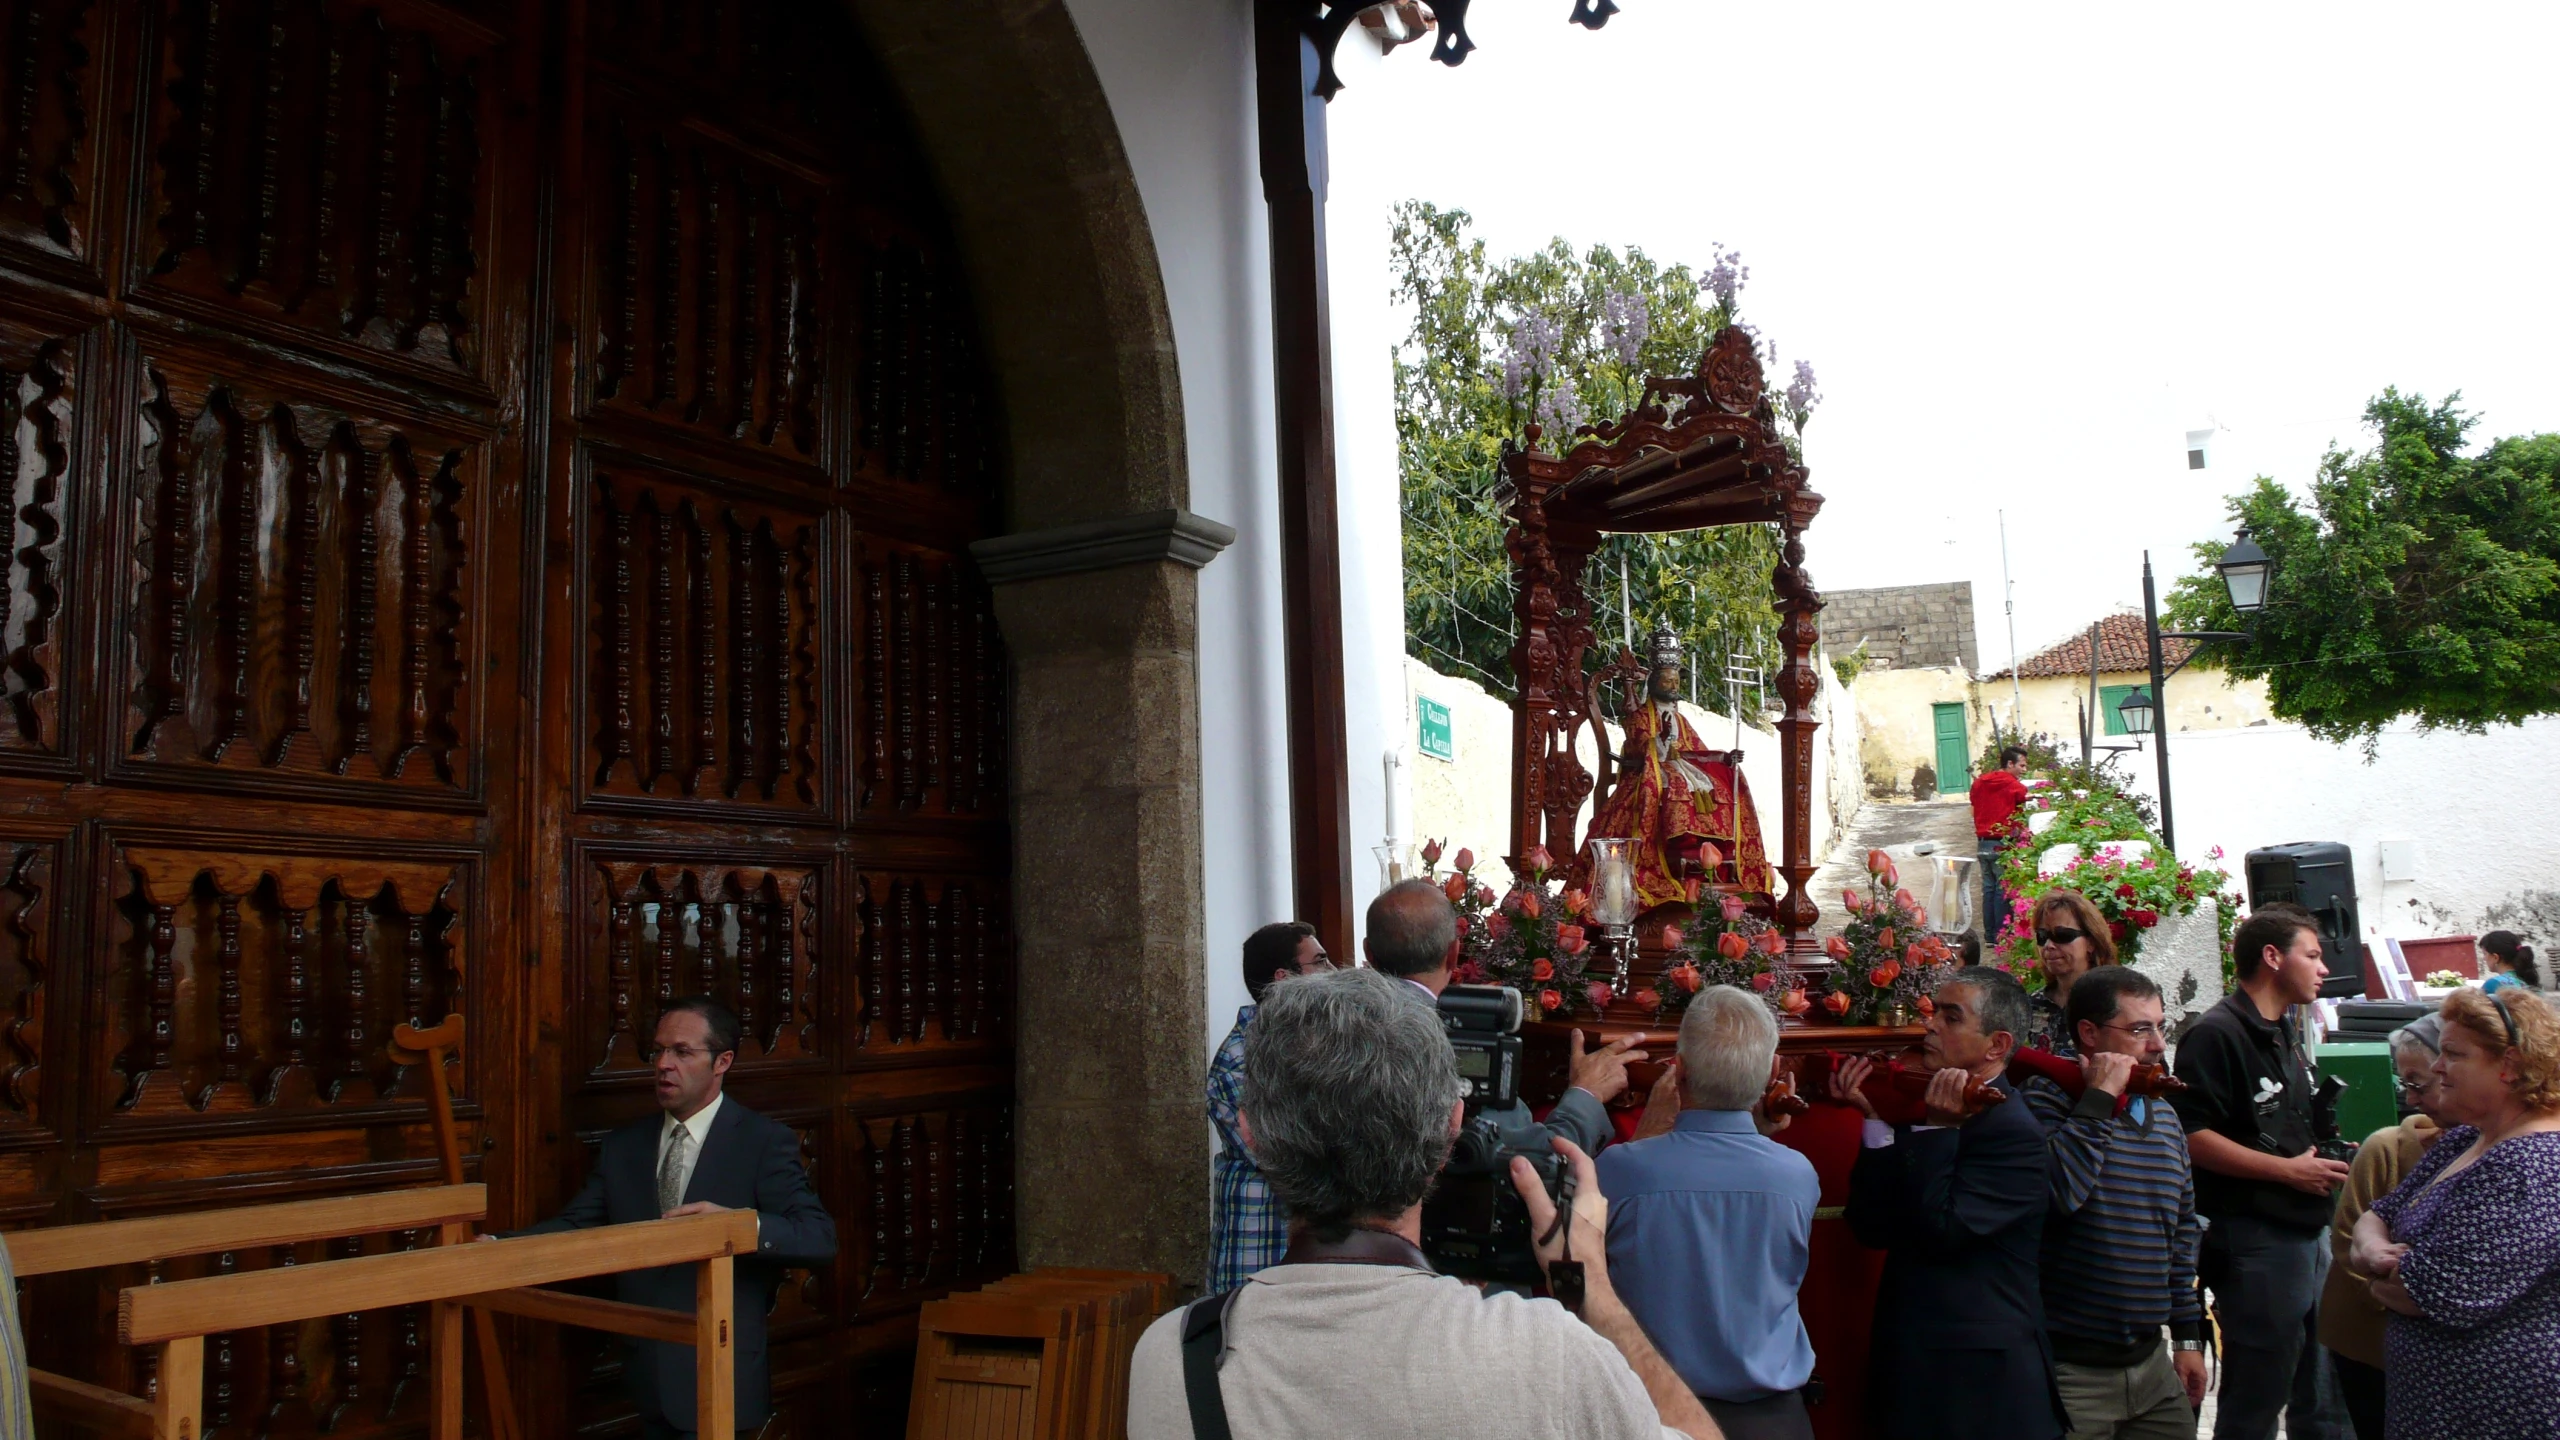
[[2351, 986, 2560, 1439]]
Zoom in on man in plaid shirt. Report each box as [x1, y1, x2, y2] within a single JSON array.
[[1207, 921, 1332, 1293]]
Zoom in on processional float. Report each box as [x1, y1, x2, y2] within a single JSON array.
[[1498, 327, 1901, 1440]]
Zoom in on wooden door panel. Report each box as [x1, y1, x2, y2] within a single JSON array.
[[0, 297, 98, 769], [98, 841, 472, 1126], [0, 834, 57, 1142], [133, 0, 500, 392], [578, 448, 825, 814], [574, 847, 824, 1082], [579, 93, 832, 469], [849, 869, 1010, 1057], [849, 245, 995, 498], [116, 345, 484, 797], [845, 1099, 1014, 1318], [0, 0, 111, 273], [852, 538, 1002, 820], [5, 0, 1008, 1430]]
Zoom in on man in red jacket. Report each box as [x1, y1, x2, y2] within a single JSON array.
[[1970, 745, 2031, 946]]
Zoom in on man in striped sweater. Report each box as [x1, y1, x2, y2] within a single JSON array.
[[2019, 965, 2209, 1439]]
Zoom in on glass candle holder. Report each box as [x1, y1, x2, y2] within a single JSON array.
[[1589, 838, 1638, 928]]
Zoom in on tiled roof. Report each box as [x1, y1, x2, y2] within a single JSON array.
[[1986, 612, 2196, 681]]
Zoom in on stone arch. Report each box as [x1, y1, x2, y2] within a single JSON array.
[[845, 0, 1221, 1285]]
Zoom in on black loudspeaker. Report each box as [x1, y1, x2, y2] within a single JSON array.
[[2244, 842, 2366, 998]]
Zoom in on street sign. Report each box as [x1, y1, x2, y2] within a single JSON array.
[[1417, 696, 1455, 761]]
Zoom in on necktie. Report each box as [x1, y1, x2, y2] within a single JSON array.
[[658, 1126, 690, 1214]]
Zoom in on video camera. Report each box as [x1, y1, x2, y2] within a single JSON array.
[[1420, 985, 1568, 1285]]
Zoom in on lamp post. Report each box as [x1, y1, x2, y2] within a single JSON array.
[[2129, 532, 2271, 853]]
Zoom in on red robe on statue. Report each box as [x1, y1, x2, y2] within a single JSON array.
[[1586, 698, 1774, 909]]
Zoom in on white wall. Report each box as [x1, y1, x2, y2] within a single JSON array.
[[2116, 716, 2560, 946], [1054, 0, 1291, 1055], [1324, 32, 1431, 945]]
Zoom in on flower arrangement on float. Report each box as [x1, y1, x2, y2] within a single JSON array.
[[1821, 848, 1958, 1025], [1421, 840, 1615, 1019], [1654, 891, 1805, 1022]]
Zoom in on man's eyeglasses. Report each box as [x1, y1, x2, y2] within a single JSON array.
[[2097, 1020, 2165, 1042], [645, 1044, 726, 1064], [2036, 926, 2088, 947]]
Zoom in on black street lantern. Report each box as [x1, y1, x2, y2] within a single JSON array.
[[2216, 531, 2273, 615], [2117, 686, 2157, 737]]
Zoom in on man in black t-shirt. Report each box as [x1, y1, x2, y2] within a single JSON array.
[[2170, 902, 2353, 1440]]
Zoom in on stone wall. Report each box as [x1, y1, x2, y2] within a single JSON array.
[[1826, 582, 1979, 673]]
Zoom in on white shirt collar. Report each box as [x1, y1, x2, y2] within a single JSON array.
[[663, 1089, 724, 1148]]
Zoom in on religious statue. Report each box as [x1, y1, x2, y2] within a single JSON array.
[[1583, 625, 1774, 910]]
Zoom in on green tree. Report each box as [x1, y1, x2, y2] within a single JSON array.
[[1393, 201, 1816, 708], [2166, 389, 2560, 745]]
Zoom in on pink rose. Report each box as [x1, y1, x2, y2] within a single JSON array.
[[1750, 971, 1777, 993], [1421, 838, 1444, 865], [1453, 848, 1476, 874], [1586, 983, 1615, 1011], [1721, 895, 1749, 923], [1660, 925, 1685, 950]]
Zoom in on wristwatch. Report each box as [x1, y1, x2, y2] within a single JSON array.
[[2172, 1340, 2205, 1353]]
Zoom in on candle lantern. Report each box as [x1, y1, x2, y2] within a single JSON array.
[[1588, 837, 1639, 993]]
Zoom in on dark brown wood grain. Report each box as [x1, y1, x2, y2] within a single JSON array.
[[0, 3, 1014, 1436]]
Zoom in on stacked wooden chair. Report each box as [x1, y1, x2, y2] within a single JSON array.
[[905, 1269, 1171, 1440]]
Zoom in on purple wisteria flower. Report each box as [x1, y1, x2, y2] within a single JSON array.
[[1599, 289, 1648, 368], [1534, 375, 1587, 435], [1704, 245, 1749, 313], [1501, 312, 1565, 401], [1785, 359, 1821, 418]]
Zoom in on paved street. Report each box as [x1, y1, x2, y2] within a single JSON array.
[[1809, 798, 1980, 939]]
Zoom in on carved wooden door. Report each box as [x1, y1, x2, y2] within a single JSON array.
[[0, 1, 1014, 1435]]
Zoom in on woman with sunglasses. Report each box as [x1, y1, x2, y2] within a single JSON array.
[[2320, 1015, 2449, 1439], [2349, 987, 2560, 1439], [2022, 889, 2114, 1058]]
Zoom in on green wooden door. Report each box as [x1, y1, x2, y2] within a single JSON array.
[[2100, 683, 2142, 736], [1933, 703, 1971, 794]]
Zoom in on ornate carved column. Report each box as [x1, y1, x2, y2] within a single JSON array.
[[1772, 499, 1826, 949]]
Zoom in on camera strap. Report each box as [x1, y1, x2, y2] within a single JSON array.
[[1179, 1289, 1241, 1440], [1180, 1228, 1438, 1439]]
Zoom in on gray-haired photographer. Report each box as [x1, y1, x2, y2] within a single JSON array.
[[1126, 965, 1720, 1440]]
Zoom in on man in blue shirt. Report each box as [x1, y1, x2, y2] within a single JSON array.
[[1205, 921, 1330, 1293], [1598, 985, 1821, 1440]]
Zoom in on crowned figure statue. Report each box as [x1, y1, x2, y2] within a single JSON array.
[[1583, 624, 1775, 910]]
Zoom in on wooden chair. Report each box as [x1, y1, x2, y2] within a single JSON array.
[[907, 1269, 1171, 1440]]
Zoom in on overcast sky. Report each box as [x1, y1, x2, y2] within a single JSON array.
[[1329, 2, 2560, 667]]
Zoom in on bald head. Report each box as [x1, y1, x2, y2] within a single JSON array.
[[1365, 879, 1459, 977]]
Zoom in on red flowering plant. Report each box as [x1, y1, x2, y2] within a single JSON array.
[[1654, 891, 1797, 1021], [1422, 840, 1614, 1019], [1823, 848, 1958, 1025], [1991, 843, 2234, 980]]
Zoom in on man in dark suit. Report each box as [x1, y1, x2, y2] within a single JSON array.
[[1835, 968, 2066, 1440], [519, 998, 837, 1439]]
